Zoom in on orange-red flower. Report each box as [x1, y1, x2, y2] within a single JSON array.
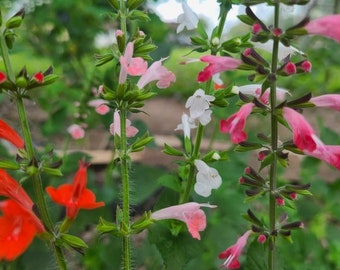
[[0, 169, 45, 261], [46, 161, 105, 220], [0, 119, 24, 149]]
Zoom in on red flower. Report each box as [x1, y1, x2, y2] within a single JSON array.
[[0, 169, 45, 261], [0, 119, 24, 149], [0, 72, 6, 83], [46, 161, 105, 220], [0, 200, 44, 261]]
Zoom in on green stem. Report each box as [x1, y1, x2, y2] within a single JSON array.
[[119, 0, 127, 35], [0, 34, 14, 81], [180, 123, 204, 204], [0, 28, 67, 270], [268, 3, 280, 270], [119, 109, 132, 270]]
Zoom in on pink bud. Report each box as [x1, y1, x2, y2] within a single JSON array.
[[239, 177, 245, 184], [244, 167, 251, 174], [301, 61, 312, 72], [257, 234, 267, 244], [115, 30, 124, 37], [243, 48, 252, 57], [252, 23, 262, 34], [258, 151, 266, 161], [276, 197, 285, 206], [290, 192, 297, 200], [273, 28, 282, 37], [284, 62, 296, 75]]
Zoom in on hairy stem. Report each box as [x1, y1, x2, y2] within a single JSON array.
[[268, 3, 280, 270], [0, 29, 67, 270]]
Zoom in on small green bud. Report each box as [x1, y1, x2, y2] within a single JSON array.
[[15, 77, 27, 88], [6, 16, 23, 29]]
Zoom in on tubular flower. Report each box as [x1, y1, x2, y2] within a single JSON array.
[[197, 55, 242, 83], [194, 160, 222, 197], [185, 89, 215, 119], [0, 200, 45, 261], [283, 107, 340, 170], [218, 230, 252, 269], [220, 103, 255, 144], [67, 124, 85, 140], [88, 99, 110, 115], [310, 94, 340, 111], [137, 58, 176, 89], [305, 15, 340, 43], [175, 113, 196, 139], [151, 202, 216, 240], [176, 1, 199, 33], [0, 169, 45, 261], [109, 110, 139, 138], [0, 119, 24, 149], [119, 42, 148, 84], [46, 161, 105, 220]]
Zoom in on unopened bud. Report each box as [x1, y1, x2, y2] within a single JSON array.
[[257, 234, 267, 244], [284, 62, 297, 75], [211, 37, 220, 46], [276, 197, 285, 206], [252, 22, 262, 34]]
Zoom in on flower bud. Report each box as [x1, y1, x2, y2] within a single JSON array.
[[284, 62, 297, 75], [252, 22, 262, 34], [257, 234, 267, 244]]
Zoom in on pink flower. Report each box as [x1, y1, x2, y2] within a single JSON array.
[[137, 58, 176, 89], [310, 94, 340, 111], [119, 42, 148, 84], [220, 103, 255, 144], [300, 60, 312, 73], [109, 110, 138, 138], [305, 15, 340, 43], [283, 107, 340, 169], [282, 107, 317, 152], [197, 55, 242, 83], [67, 124, 85, 140], [151, 202, 216, 240], [88, 99, 110, 115], [219, 230, 252, 269]]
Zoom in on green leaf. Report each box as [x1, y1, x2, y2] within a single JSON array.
[[60, 234, 88, 249], [163, 143, 184, 157], [244, 239, 267, 270], [237, 14, 255, 26], [157, 174, 181, 192], [128, 10, 150, 22], [0, 159, 20, 170], [148, 222, 204, 269], [196, 21, 208, 40]]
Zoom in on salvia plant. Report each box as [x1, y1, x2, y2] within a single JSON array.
[[0, 0, 340, 269]]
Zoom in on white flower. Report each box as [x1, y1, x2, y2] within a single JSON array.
[[194, 160, 222, 197], [197, 109, 212, 126], [185, 89, 215, 119], [175, 113, 197, 139], [252, 40, 305, 61], [176, 2, 199, 33]]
